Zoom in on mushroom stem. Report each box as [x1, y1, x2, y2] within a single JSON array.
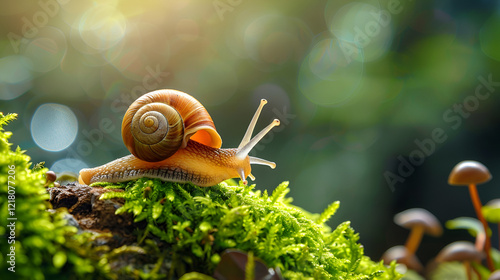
[[475, 231, 486, 252], [464, 261, 472, 280], [471, 265, 481, 280], [405, 225, 424, 256], [468, 183, 494, 271]]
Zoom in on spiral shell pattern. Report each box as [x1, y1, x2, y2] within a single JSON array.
[[122, 89, 222, 162]]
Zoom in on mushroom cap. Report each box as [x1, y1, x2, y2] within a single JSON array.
[[435, 241, 484, 263], [448, 160, 491, 186], [394, 208, 443, 236], [486, 199, 500, 208], [45, 170, 57, 182], [381, 245, 423, 272], [489, 270, 500, 280]]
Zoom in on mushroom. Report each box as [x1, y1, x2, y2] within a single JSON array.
[[43, 170, 57, 187], [489, 270, 500, 280], [381, 245, 423, 272], [46, 170, 57, 182], [394, 208, 442, 260], [445, 217, 486, 252], [435, 241, 484, 280], [448, 160, 494, 271]]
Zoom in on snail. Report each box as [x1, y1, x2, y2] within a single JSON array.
[[78, 89, 280, 187]]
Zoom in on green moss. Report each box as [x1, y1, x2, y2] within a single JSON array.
[[0, 112, 399, 279], [99, 179, 400, 279], [0, 113, 108, 280]]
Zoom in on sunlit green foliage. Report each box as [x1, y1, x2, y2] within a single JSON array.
[[100, 179, 400, 279], [446, 217, 486, 237], [482, 200, 500, 224], [0, 113, 108, 280]]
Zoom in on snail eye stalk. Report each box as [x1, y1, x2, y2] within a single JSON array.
[[238, 99, 267, 149], [236, 119, 280, 161]]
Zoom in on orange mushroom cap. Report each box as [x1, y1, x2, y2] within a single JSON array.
[[448, 160, 491, 186], [394, 208, 443, 237]]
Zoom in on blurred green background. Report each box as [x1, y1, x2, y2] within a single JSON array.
[[2, 0, 500, 264]]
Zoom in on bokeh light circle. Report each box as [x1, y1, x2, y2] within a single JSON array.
[[61, 0, 98, 28], [327, 1, 393, 62], [31, 103, 78, 152], [22, 26, 68, 73], [104, 22, 170, 81], [51, 158, 88, 174], [79, 5, 126, 50], [245, 15, 291, 64], [327, 1, 380, 41], [480, 15, 500, 62], [69, 26, 101, 55], [0, 56, 32, 100], [298, 36, 364, 106]]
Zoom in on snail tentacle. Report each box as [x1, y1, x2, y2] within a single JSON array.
[[249, 156, 276, 169], [236, 119, 280, 160], [238, 99, 267, 149], [248, 173, 256, 181]]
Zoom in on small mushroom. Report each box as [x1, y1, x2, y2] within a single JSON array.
[[448, 160, 494, 271], [43, 170, 57, 187], [489, 270, 500, 280], [445, 217, 486, 252], [46, 170, 57, 182], [381, 245, 423, 272], [435, 241, 484, 280], [394, 208, 442, 259]]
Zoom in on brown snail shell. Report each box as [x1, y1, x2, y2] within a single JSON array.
[[121, 89, 222, 162]]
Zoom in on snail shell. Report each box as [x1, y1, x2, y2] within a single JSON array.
[[121, 89, 222, 162]]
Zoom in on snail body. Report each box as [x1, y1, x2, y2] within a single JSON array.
[[78, 89, 279, 187]]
